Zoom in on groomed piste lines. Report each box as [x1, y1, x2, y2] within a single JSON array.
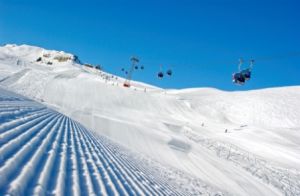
[[0, 89, 181, 196], [0, 89, 223, 196]]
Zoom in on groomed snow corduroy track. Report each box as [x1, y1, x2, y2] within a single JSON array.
[[0, 89, 219, 196]]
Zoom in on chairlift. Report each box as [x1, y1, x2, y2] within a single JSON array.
[[158, 72, 164, 78], [232, 59, 254, 85], [123, 56, 140, 88], [232, 72, 246, 85], [157, 65, 164, 79], [166, 69, 172, 76], [240, 68, 251, 81]]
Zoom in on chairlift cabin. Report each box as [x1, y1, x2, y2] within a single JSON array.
[[232, 72, 246, 85], [166, 69, 172, 76], [158, 72, 164, 78], [240, 68, 251, 81], [157, 64, 164, 79], [232, 59, 254, 85]]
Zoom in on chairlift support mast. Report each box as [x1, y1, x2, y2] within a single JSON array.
[[124, 56, 139, 87]]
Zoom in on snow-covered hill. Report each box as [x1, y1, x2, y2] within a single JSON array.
[[0, 88, 224, 195], [1, 44, 300, 195]]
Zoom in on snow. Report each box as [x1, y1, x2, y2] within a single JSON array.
[[1, 44, 300, 195], [0, 88, 223, 195]]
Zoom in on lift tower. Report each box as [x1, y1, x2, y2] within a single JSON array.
[[123, 56, 139, 87]]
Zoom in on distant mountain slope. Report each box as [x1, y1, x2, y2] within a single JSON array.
[[169, 86, 300, 128]]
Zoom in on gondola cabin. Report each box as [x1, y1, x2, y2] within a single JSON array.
[[158, 72, 164, 78]]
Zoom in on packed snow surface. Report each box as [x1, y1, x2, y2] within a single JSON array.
[[1, 44, 300, 195], [0, 88, 224, 195]]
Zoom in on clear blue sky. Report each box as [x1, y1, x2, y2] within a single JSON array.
[[1, 0, 299, 90]]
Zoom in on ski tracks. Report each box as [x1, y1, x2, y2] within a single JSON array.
[[0, 89, 224, 195]]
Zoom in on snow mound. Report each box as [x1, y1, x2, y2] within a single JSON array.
[[171, 87, 300, 128]]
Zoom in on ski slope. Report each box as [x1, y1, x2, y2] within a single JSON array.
[[0, 88, 225, 195], [1, 44, 300, 195]]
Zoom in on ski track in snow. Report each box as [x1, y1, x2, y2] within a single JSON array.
[[0, 89, 225, 196], [182, 127, 300, 196]]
